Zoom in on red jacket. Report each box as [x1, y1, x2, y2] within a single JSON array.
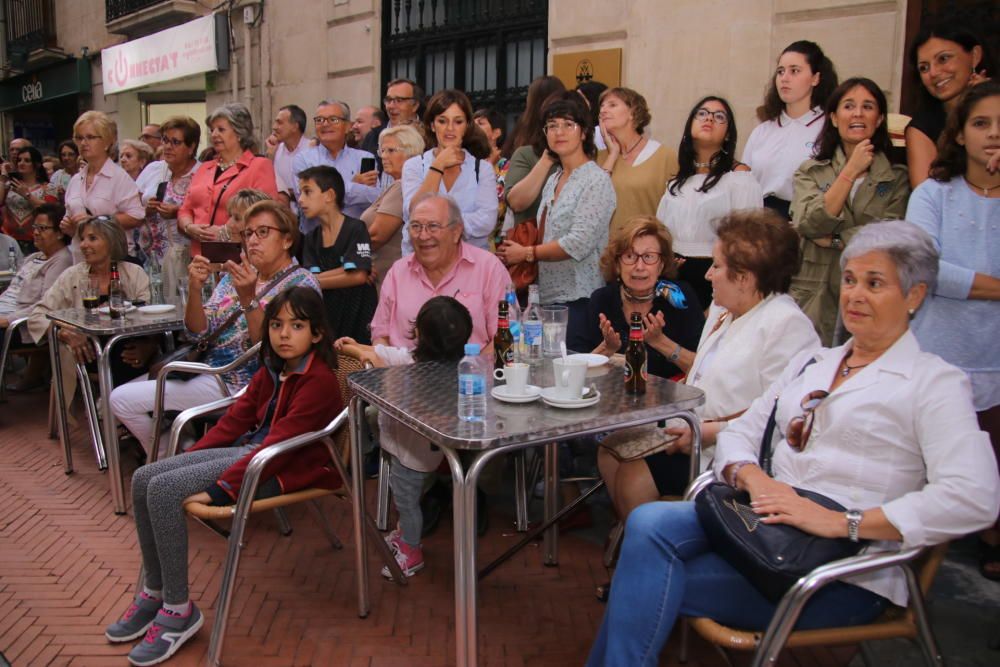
[[188, 352, 343, 503]]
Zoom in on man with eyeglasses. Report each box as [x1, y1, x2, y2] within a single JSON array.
[[370, 192, 508, 352], [360, 79, 424, 159], [139, 124, 161, 152], [291, 99, 380, 229]]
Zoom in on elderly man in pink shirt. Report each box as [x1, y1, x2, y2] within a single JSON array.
[[371, 192, 508, 352]]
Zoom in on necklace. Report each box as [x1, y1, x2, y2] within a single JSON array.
[[621, 135, 644, 157], [839, 354, 870, 377], [694, 161, 711, 168], [621, 284, 655, 303], [965, 178, 1000, 197], [217, 157, 237, 172]]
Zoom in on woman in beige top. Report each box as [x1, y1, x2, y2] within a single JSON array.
[[359, 124, 424, 286], [598, 87, 678, 237]]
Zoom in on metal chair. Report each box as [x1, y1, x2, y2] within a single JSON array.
[[155, 353, 405, 666], [0, 316, 35, 402], [147, 343, 261, 462], [677, 471, 946, 667]]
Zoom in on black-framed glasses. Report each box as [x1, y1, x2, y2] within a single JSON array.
[[31, 224, 55, 232], [619, 251, 662, 266], [785, 390, 830, 452], [383, 96, 415, 105], [695, 108, 729, 125], [240, 225, 283, 241], [160, 137, 186, 147], [313, 115, 349, 126]]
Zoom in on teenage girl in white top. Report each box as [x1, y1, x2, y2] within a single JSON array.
[[657, 96, 762, 308], [741, 40, 838, 219]]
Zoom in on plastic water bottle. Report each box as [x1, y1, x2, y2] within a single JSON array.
[[522, 285, 543, 361], [147, 256, 164, 304], [504, 283, 522, 359], [457, 343, 487, 422]]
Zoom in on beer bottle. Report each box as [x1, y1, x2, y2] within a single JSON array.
[[108, 261, 124, 319], [624, 312, 646, 394], [494, 300, 514, 370]]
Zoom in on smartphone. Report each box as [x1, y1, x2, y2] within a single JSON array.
[[155, 181, 168, 201], [202, 241, 243, 265], [360, 157, 376, 173]]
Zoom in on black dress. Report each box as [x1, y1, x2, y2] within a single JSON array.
[[301, 216, 378, 344], [581, 281, 705, 379]]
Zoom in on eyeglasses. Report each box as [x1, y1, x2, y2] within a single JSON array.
[[785, 390, 830, 452], [384, 96, 415, 105], [31, 224, 55, 232], [408, 221, 449, 235], [160, 137, 186, 147], [543, 120, 580, 134], [140, 133, 161, 142], [378, 147, 405, 157], [619, 251, 662, 266], [240, 225, 284, 241], [695, 108, 729, 125], [313, 116, 349, 126], [73, 134, 103, 144]]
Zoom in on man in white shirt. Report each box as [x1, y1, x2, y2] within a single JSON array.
[[267, 105, 309, 207], [292, 100, 380, 228]]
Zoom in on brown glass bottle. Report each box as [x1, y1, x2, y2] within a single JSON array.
[[494, 300, 514, 370], [107, 261, 124, 319], [624, 312, 647, 394]]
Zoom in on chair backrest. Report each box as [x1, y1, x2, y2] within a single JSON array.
[[330, 352, 367, 464], [916, 542, 949, 596]]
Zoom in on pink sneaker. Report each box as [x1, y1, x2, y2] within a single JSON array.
[[381, 540, 424, 580], [384, 527, 403, 553]]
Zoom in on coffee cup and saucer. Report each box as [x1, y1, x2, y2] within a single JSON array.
[[491, 363, 542, 403], [541, 357, 601, 409]]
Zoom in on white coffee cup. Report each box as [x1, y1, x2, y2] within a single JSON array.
[[551, 357, 588, 400], [494, 362, 530, 395]]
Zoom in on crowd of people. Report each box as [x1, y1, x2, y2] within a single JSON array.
[[0, 18, 997, 667]]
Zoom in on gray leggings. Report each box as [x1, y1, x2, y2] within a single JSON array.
[[131, 447, 278, 604], [388, 454, 431, 547]]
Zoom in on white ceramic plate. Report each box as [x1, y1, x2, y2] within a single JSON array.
[[540, 386, 601, 408], [97, 303, 136, 315], [491, 384, 542, 404], [568, 353, 609, 368], [138, 304, 176, 315]]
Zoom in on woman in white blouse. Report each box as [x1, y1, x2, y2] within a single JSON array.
[[741, 40, 838, 219], [401, 89, 497, 252], [598, 209, 818, 518], [657, 96, 762, 308], [589, 220, 999, 666]]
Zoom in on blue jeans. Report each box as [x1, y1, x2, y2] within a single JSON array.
[[586, 502, 888, 667]]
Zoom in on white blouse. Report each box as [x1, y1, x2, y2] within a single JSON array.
[[656, 171, 763, 257], [400, 148, 498, 254], [715, 332, 1000, 607], [741, 107, 825, 201]]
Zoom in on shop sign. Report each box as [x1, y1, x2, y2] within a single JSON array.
[[102, 14, 228, 95], [553, 48, 623, 89], [0, 59, 91, 112]]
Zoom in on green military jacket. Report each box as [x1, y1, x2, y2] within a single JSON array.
[[789, 148, 910, 345]]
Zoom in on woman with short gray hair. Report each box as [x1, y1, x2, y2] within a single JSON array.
[[177, 102, 277, 257], [590, 218, 999, 665]]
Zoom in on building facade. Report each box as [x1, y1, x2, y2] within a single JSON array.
[[0, 1, 995, 157]]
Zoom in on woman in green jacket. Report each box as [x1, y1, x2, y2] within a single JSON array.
[[790, 77, 909, 344]]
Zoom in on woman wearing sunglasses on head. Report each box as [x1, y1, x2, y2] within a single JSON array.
[[588, 220, 1000, 667]]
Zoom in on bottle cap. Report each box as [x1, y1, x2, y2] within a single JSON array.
[[464, 343, 480, 356]]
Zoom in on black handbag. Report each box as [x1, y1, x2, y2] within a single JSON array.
[[694, 358, 867, 602]]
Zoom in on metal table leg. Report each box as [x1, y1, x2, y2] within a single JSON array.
[[48, 325, 73, 474], [348, 396, 371, 618], [440, 446, 470, 667], [543, 442, 559, 565], [99, 334, 128, 514], [513, 450, 529, 531]]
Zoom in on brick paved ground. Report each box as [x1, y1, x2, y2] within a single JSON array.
[[0, 388, 863, 666]]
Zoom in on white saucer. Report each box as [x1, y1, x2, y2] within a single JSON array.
[[98, 303, 136, 315], [540, 386, 601, 408], [568, 353, 609, 367], [138, 304, 176, 315], [491, 384, 542, 403]]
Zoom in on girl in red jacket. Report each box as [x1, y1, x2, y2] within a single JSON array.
[[106, 286, 342, 666]]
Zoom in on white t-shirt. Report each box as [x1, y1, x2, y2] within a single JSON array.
[[656, 171, 763, 257], [741, 107, 825, 201]]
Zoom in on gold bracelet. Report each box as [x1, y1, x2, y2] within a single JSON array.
[[526, 245, 535, 263]]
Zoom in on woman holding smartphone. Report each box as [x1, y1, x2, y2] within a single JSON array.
[[0, 147, 61, 254]]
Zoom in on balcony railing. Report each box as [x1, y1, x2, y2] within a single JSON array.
[[5, 0, 58, 64], [106, 0, 166, 23]]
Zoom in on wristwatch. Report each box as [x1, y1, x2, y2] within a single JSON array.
[[241, 298, 259, 314], [845, 509, 863, 542], [669, 343, 682, 362], [830, 233, 844, 250]]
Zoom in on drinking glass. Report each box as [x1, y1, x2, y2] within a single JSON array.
[[541, 305, 568, 356], [81, 276, 100, 318]]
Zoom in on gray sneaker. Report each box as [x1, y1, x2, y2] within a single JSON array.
[[105, 592, 162, 643], [127, 603, 204, 666]]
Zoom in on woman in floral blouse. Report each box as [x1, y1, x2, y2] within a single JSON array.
[[0, 147, 61, 253]]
